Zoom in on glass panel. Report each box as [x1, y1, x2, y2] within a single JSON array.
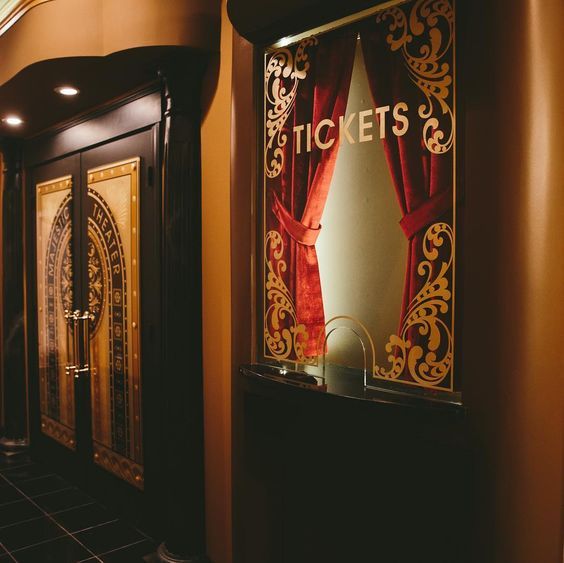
[[315, 40, 406, 373], [260, 0, 457, 397], [87, 158, 143, 489], [36, 176, 76, 449]]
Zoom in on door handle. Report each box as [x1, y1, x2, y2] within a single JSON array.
[[63, 309, 79, 379], [74, 310, 94, 379], [65, 310, 93, 379]]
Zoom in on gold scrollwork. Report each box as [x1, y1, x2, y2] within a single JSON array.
[[41, 416, 75, 451], [93, 443, 144, 490], [377, 0, 454, 154], [265, 36, 318, 179], [87, 237, 105, 336], [264, 230, 314, 363], [375, 222, 453, 388], [60, 236, 73, 314]]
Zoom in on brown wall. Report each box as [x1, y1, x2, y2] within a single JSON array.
[[201, 3, 233, 562], [463, 0, 563, 561]]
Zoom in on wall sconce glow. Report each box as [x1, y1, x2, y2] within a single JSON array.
[[3, 115, 23, 126], [55, 86, 79, 96]]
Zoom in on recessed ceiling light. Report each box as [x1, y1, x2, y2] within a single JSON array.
[[55, 86, 79, 96], [3, 115, 23, 126]]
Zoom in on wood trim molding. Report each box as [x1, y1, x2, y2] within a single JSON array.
[[230, 30, 256, 563], [0, 0, 52, 37], [158, 64, 209, 561], [24, 88, 162, 167], [0, 140, 27, 441]]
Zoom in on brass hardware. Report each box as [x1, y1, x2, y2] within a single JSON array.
[[37, 177, 76, 448], [76, 310, 94, 379], [65, 309, 94, 380], [88, 158, 144, 472], [64, 309, 78, 379]]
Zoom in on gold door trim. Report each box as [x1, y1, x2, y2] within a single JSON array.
[[40, 415, 75, 449], [87, 158, 143, 489], [36, 175, 76, 450], [93, 442, 144, 489]]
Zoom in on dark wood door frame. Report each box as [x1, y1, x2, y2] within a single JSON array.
[[156, 65, 209, 563], [24, 102, 163, 527], [0, 139, 27, 447], [7, 69, 210, 562]]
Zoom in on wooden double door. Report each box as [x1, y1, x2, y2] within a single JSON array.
[[28, 128, 161, 515]]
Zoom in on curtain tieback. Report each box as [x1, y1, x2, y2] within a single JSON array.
[[273, 196, 321, 246], [399, 189, 452, 240]]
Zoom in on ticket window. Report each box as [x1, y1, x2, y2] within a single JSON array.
[[256, 0, 460, 401]]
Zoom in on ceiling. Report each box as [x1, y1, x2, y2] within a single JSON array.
[[0, 46, 201, 140], [0, 0, 220, 140], [227, 0, 381, 43]]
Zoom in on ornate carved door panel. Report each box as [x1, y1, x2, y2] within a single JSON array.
[[32, 135, 154, 493], [36, 176, 76, 450], [86, 159, 144, 489]]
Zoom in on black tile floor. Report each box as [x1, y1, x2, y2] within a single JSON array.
[[0, 452, 157, 562]]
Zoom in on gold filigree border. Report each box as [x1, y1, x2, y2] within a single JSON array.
[[377, 0, 454, 154], [93, 442, 144, 490], [264, 37, 318, 179], [87, 158, 143, 465], [41, 415, 76, 451], [263, 193, 453, 389], [36, 176, 76, 435], [374, 222, 453, 389], [263, 223, 453, 389], [264, 230, 314, 364]]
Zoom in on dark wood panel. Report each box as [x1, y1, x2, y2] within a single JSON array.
[[24, 90, 161, 167], [1, 141, 27, 442], [239, 370, 473, 563], [156, 64, 208, 561], [24, 104, 164, 537]]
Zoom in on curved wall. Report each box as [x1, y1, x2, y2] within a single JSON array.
[[462, 0, 563, 561], [0, 0, 220, 86], [201, 5, 233, 559]]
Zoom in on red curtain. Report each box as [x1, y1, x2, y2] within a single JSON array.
[[268, 31, 356, 356], [360, 19, 453, 342]]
